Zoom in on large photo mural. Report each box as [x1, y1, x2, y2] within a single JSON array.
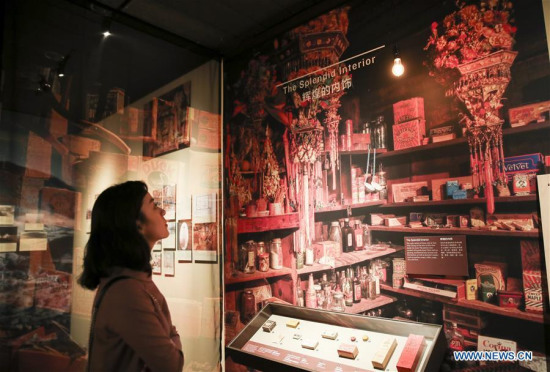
[[224, 1, 549, 370]]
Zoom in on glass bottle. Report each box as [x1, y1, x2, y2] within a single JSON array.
[[305, 273, 317, 308], [330, 291, 345, 312], [238, 243, 248, 272], [343, 269, 353, 306], [363, 224, 372, 250], [305, 244, 314, 266], [360, 266, 369, 299], [270, 238, 283, 269], [295, 249, 304, 270], [296, 277, 304, 307], [244, 240, 256, 274], [354, 220, 363, 250], [240, 290, 256, 324], [353, 267, 362, 304], [342, 218, 355, 253], [378, 163, 388, 200], [367, 269, 377, 299], [374, 115, 387, 149], [446, 322, 465, 352], [328, 221, 343, 255], [370, 265, 380, 297], [315, 284, 324, 309]]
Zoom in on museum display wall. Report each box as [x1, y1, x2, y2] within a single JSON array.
[[223, 1, 550, 371], [0, 0, 222, 371]]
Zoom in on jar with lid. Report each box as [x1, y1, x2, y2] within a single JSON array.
[[330, 291, 345, 312], [243, 240, 257, 274], [240, 290, 256, 324], [328, 221, 343, 255], [373, 115, 388, 149], [270, 238, 283, 269], [305, 244, 314, 266]]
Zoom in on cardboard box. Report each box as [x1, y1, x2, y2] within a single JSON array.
[[508, 100, 550, 127], [403, 277, 465, 301], [351, 133, 370, 150], [393, 97, 425, 124], [431, 176, 473, 201], [504, 153, 543, 182], [392, 181, 428, 203], [312, 241, 341, 259], [443, 304, 486, 329], [392, 119, 426, 150], [475, 262, 507, 291]]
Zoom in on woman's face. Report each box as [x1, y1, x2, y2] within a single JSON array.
[[137, 192, 169, 249]]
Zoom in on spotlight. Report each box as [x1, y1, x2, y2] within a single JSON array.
[[392, 45, 405, 77], [57, 53, 70, 77], [102, 19, 112, 38]]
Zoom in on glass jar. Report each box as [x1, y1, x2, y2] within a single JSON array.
[[330, 291, 345, 312], [258, 252, 269, 272], [314, 284, 324, 309], [270, 238, 283, 269], [238, 243, 248, 272], [363, 224, 372, 250], [373, 115, 387, 149], [244, 240, 256, 274], [328, 221, 343, 255], [240, 290, 256, 324]]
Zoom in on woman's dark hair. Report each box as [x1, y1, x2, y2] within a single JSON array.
[[78, 181, 151, 290]]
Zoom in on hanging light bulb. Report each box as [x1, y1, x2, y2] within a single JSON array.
[[392, 45, 404, 77], [102, 19, 112, 38]]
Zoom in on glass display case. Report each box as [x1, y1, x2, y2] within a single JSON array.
[[227, 303, 446, 371]]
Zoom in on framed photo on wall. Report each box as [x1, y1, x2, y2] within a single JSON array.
[[163, 250, 175, 277], [151, 251, 162, 275], [146, 81, 191, 157], [176, 219, 192, 262], [192, 193, 217, 224], [162, 184, 176, 220], [162, 220, 177, 250], [192, 222, 218, 263]]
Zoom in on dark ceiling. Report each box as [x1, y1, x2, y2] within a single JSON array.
[[77, 0, 354, 58]]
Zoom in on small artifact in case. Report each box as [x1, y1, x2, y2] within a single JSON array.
[[262, 320, 276, 332], [396, 334, 426, 372], [286, 319, 300, 328], [321, 330, 338, 340], [301, 338, 318, 350], [372, 337, 398, 370], [337, 343, 359, 359]]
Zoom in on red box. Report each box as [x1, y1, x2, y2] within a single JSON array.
[[508, 100, 550, 127], [392, 119, 426, 150], [396, 334, 426, 372], [393, 97, 425, 124], [523, 270, 546, 313], [497, 290, 522, 309]]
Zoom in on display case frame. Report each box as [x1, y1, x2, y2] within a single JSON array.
[[227, 303, 447, 372]]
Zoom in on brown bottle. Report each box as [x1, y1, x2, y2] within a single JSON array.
[[342, 218, 355, 253]]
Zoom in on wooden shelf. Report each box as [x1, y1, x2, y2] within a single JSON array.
[[375, 121, 550, 160], [381, 194, 537, 208], [369, 225, 540, 238], [315, 200, 386, 213], [347, 294, 395, 314], [237, 213, 300, 234], [380, 284, 547, 324], [297, 245, 402, 276], [225, 267, 293, 285]]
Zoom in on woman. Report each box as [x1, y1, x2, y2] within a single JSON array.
[[79, 181, 184, 372]]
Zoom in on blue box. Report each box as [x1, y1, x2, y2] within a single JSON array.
[[452, 189, 467, 200], [446, 181, 460, 198], [504, 153, 543, 182]]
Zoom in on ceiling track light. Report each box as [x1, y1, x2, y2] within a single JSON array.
[[392, 45, 405, 77]]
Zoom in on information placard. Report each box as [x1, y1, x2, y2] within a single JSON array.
[[405, 236, 468, 276]]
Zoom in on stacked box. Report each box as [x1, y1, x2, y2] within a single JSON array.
[[504, 153, 543, 184], [521, 240, 547, 313], [393, 97, 425, 124], [392, 119, 426, 150], [508, 100, 550, 127]]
